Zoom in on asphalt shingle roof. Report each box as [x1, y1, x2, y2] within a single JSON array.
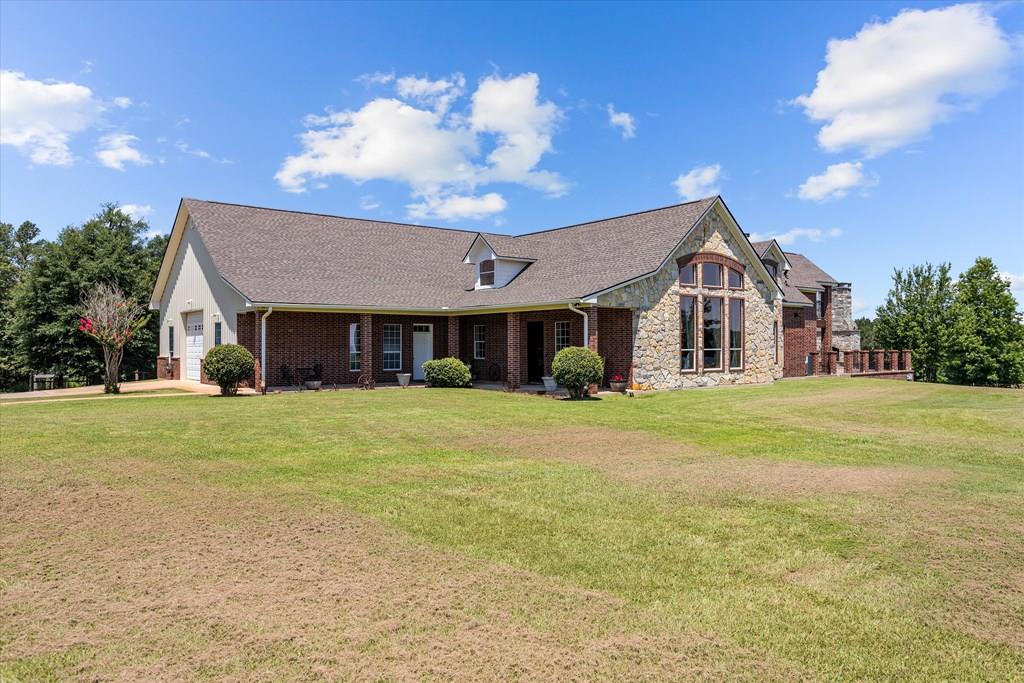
[[183, 196, 719, 309]]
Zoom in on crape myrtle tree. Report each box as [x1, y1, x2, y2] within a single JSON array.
[[945, 258, 1024, 387], [80, 283, 150, 393], [874, 263, 954, 382], [11, 205, 167, 384]]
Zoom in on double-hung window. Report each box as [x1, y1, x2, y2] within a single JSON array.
[[383, 324, 402, 371], [479, 259, 495, 287], [702, 297, 723, 370], [348, 323, 361, 371], [729, 299, 744, 369], [555, 321, 571, 352], [680, 296, 696, 371], [473, 324, 486, 359]]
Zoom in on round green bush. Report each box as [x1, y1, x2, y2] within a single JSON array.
[[422, 357, 472, 388], [551, 346, 604, 399], [203, 344, 255, 396]]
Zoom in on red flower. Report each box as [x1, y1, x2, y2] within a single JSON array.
[[610, 373, 625, 382]]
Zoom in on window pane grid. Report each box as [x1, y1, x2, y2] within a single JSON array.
[[348, 323, 361, 371], [555, 321, 570, 352], [473, 324, 486, 359], [383, 324, 402, 371]]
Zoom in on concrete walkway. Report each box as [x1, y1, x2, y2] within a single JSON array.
[[2, 379, 252, 402]]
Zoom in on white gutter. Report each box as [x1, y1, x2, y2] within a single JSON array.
[[260, 306, 273, 392], [568, 303, 589, 348]]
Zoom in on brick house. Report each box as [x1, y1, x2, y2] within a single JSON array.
[[151, 195, 889, 391]]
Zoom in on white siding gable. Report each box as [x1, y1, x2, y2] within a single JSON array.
[[464, 237, 529, 289], [159, 218, 246, 357]]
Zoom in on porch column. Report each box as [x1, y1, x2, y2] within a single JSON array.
[[585, 306, 600, 394], [506, 312, 521, 390], [447, 316, 459, 358], [360, 313, 374, 378]]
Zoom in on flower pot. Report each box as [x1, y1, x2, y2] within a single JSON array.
[[304, 380, 322, 390], [396, 373, 412, 387], [542, 376, 558, 392], [609, 381, 627, 393]]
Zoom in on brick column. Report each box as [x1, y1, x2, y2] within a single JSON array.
[[447, 316, 459, 358], [584, 307, 600, 393], [506, 312, 521, 390], [872, 349, 885, 372], [822, 286, 833, 352], [888, 350, 898, 372], [360, 313, 374, 378], [808, 351, 819, 375], [861, 350, 869, 373], [903, 349, 913, 372]]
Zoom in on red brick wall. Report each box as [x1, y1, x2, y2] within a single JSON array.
[[598, 307, 633, 385], [156, 356, 180, 380], [261, 311, 362, 387], [236, 312, 259, 388], [782, 305, 817, 377], [370, 314, 448, 383], [517, 309, 584, 385], [459, 313, 508, 381]]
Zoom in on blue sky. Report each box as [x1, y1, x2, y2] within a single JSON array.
[[2, 0, 1022, 314]]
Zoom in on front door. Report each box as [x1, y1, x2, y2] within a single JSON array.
[[412, 324, 433, 380], [526, 321, 544, 383], [185, 312, 203, 381]]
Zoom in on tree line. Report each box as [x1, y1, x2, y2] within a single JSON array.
[[0, 205, 168, 391], [856, 258, 1023, 387]]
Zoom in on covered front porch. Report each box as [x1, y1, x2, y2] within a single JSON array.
[[241, 306, 634, 392]]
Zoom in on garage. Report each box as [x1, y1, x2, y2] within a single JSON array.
[[185, 312, 203, 381]]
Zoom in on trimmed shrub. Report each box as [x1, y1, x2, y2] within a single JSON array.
[[551, 346, 603, 399], [422, 357, 472, 388], [203, 344, 255, 396]]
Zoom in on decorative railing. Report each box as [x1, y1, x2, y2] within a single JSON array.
[[807, 349, 912, 377]]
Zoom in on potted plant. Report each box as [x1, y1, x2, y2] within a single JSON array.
[[303, 363, 323, 390], [609, 372, 627, 393], [542, 375, 558, 392], [396, 371, 412, 387]]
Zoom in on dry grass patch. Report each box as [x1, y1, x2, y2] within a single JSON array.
[[1, 456, 795, 682]]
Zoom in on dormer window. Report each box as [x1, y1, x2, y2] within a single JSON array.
[[479, 259, 495, 287]]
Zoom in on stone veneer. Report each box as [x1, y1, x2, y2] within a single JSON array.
[[831, 282, 861, 352], [597, 206, 783, 390]]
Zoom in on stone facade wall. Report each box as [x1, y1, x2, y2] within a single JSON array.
[[597, 206, 783, 390], [831, 283, 861, 352]]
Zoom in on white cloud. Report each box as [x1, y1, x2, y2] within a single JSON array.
[[81, 60, 94, 74], [407, 192, 507, 221], [606, 104, 636, 139], [794, 4, 1014, 157], [96, 133, 151, 171], [359, 195, 381, 211], [748, 227, 843, 246], [999, 272, 1024, 292], [112, 96, 132, 109], [120, 203, 152, 220], [396, 73, 465, 113], [797, 161, 876, 202], [672, 164, 722, 200], [355, 71, 395, 86], [853, 297, 871, 316], [177, 141, 232, 164], [144, 228, 166, 240], [0, 70, 104, 165], [277, 71, 567, 220]]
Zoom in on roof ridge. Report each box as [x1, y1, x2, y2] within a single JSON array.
[[183, 197, 482, 236], [508, 195, 718, 239]]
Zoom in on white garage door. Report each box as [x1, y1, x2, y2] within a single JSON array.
[[185, 312, 203, 381]]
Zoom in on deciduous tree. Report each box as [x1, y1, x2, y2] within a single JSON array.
[[874, 263, 954, 382]]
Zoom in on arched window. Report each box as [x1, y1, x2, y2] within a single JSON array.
[[479, 259, 495, 286]]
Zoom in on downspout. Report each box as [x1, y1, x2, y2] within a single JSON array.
[[260, 306, 273, 393], [568, 303, 588, 348]]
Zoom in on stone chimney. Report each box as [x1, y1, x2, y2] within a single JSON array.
[[831, 282, 861, 352]]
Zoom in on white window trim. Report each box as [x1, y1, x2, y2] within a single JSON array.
[[383, 323, 402, 371], [477, 259, 496, 289], [555, 321, 570, 353], [348, 322, 361, 372], [473, 324, 486, 360]]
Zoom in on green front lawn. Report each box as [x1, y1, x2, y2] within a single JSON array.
[[2, 379, 1022, 680]]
